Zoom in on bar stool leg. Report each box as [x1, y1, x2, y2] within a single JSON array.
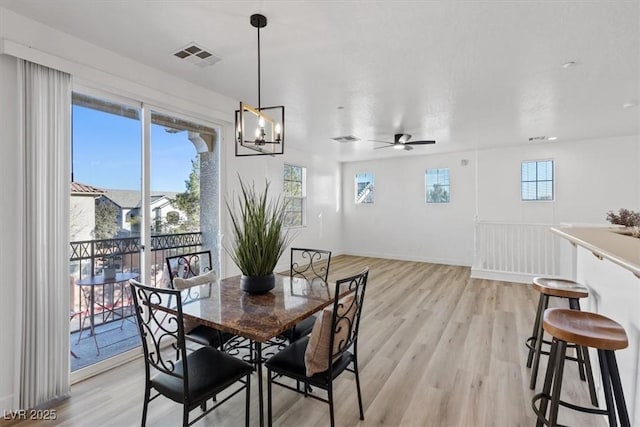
[[598, 349, 618, 427], [536, 337, 559, 427], [605, 350, 631, 427], [530, 294, 549, 389], [567, 298, 587, 381], [580, 345, 599, 406], [527, 294, 546, 368], [548, 339, 568, 427]]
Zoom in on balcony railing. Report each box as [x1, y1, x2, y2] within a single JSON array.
[[69, 232, 203, 332]]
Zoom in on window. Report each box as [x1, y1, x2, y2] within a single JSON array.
[[521, 160, 554, 201], [426, 168, 450, 203], [284, 164, 306, 227], [355, 173, 374, 204]]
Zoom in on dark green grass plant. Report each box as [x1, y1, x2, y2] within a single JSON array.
[[225, 177, 292, 276]]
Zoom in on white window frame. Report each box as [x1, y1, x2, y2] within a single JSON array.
[[355, 172, 375, 204], [521, 159, 555, 201], [425, 167, 451, 204]]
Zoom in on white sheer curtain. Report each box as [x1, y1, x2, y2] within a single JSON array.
[[16, 59, 71, 409]]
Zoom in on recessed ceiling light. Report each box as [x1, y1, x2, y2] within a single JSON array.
[[547, 136, 558, 141], [337, 106, 344, 110], [562, 61, 577, 68], [623, 102, 637, 109]]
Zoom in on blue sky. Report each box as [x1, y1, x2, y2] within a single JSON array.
[[72, 105, 197, 192]]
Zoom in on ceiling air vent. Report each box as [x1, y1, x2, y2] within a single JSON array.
[[332, 135, 360, 143], [528, 136, 547, 142], [173, 43, 221, 68]]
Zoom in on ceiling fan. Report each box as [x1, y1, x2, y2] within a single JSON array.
[[369, 133, 436, 151]]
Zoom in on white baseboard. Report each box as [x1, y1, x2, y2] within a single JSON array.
[[470, 267, 535, 284], [343, 250, 472, 267], [70, 347, 142, 384]]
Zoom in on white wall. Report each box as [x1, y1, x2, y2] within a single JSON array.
[[342, 150, 477, 266], [477, 135, 640, 223], [0, 6, 342, 410], [70, 195, 96, 241], [341, 135, 640, 267]]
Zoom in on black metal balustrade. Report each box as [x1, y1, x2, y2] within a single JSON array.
[[69, 232, 203, 333]]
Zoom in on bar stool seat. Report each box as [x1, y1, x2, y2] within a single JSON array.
[[531, 277, 589, 299], [544, 309, 629, 351], [526, 277, 597, 405], [532, 308, 630, 427]]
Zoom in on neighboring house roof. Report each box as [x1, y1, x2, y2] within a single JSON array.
[[71, 181, 104, 195], [101, 188, 180, 209]]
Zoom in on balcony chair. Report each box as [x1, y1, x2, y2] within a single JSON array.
[[165, 251, 234, 350], [280, 248, 332, 343], [266, 268, 369, 427], [129, 279, 252, 427]]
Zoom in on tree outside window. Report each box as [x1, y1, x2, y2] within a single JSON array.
[[426, 168, 450, 203], [284, 164, 306, 227], [171, 157, 201, 232]]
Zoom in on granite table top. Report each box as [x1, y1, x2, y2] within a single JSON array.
[[177, 274, 348, 343]]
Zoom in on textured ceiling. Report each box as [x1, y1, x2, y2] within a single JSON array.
[[1, 1, 638, 161]]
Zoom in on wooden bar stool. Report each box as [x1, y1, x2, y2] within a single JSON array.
[[526, 277, 597, 405], [532, 308, 630, 427]]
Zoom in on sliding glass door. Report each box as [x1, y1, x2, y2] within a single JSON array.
[[69, 92, 221, 378], [149, 110, 220, 286], [70, 92, 142, 373]]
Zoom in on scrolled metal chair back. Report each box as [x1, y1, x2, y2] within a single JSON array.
[[166, 251, 212, 282], [328, 268, 369, 365], [290, 248, 332, 287], [129, 279, 189, 386], [165, 251, 213, 303]]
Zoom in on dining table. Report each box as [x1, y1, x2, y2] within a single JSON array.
[[75, 271, 139, 354], [175, 272, 350, 427]]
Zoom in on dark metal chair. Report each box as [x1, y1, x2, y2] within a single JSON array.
[[266, 268, 369, 427], [129, 279, 252, 427], [280, 248, 332, 343], [165, 251, 234, 350]]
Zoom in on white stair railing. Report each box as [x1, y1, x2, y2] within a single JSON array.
[[472, 221, 562, 283]]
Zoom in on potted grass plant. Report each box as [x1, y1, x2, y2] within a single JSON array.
[[225, 177, 292, 294]]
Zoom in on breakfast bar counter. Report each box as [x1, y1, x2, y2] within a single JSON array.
[[551, 226, 640, 425]]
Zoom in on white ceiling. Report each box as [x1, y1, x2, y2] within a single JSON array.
[[1, 1, 639, 161]]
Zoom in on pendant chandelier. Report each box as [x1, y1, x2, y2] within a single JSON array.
[[235, 13, 284, 156]]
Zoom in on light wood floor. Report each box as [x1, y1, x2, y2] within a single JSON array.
[[12, 256, 605, 426]]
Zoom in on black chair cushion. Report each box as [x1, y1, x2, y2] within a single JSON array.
[[265, 336, 353, 388], [281, 315, 317, 342], [187, 325, 234, 349], [152, 346, 252, 405]]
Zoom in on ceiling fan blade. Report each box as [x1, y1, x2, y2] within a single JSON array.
[[404, 145, 414, 151], [368, 139, 393, 144], [406, 140, 436, 145], [374, 145, 394, 149]]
